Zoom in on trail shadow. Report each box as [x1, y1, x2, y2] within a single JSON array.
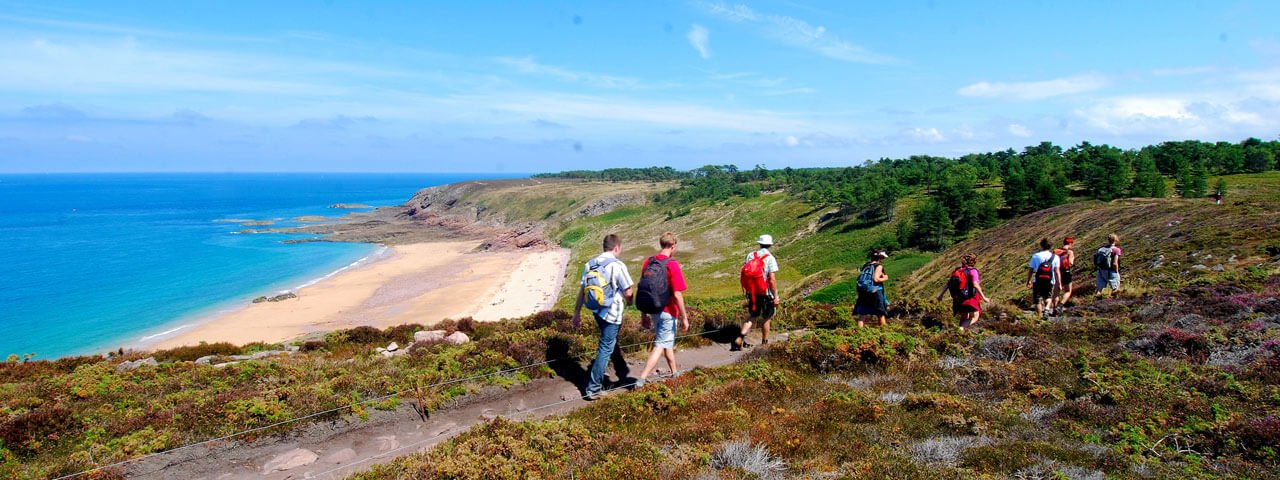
[[700, 320, 742, 345], [545, 337, 589, 395]]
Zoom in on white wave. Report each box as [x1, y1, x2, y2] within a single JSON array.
[[138, 324, 191, 342], [292, 246, 392, 291]]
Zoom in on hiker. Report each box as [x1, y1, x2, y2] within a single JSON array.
[[1093, 233, 1123, 297], [936, 253, 987, 332], [737, 234, 780, 350], [854, 249, 890, 327], [1026, 237, 1061, 317], [1054, 237, 1077, 309], [1214, 190, 1223, 205], [634, 232, 689, 388], [572, 234, 635, 400]]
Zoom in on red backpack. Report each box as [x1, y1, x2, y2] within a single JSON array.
[[1035, 252, 1054, 281], [740, 252, 771, 296], [947, 267, 976, 300]]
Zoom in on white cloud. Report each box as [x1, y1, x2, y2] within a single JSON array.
[[687, 24, 711, 59], [902, 127, 945, 143], [1007, 123, 1032, 137], [1075, 93, 1275, 138], [699, 1, 897, 64], [784, 135, 799, 147], [957, 74, 1107, 101]]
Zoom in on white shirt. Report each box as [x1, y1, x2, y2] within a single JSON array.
[[1029, 250, 1061, 285], [580, 252, 633, 324], [745, 248, 779, 275]]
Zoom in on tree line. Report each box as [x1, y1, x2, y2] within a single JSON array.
[[536, 137, 1280, 251]]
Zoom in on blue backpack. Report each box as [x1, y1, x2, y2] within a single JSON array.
[[856, 263, 880, 295]]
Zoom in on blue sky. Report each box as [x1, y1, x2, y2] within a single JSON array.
[[2, 1, 1279, 173]]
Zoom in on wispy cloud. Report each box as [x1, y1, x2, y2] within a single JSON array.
[[1151, 66, 1218, 77], [687, 24, 711, 59], [494, 56, 648, 89], [532, 118, 569, 129], [491, 93, 815, 133], [698, 1, 898, 65], [957, 74, 1107, 101]]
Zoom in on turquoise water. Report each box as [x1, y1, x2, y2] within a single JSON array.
[[0, 173, 519, 359]]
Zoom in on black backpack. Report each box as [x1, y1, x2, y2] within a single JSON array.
[[635, 256, 672, 314]]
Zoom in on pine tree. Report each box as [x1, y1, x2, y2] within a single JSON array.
[[1245, 147, 1275, 173], [1082, 146, 1131, 201], [1177, 160, 1209, 198], [909, 199, 954, 251], [1130, 152, 1166, 198], [1001, 157, 1029, 215]]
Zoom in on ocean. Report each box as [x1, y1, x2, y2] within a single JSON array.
[[0, 173, 519, 359]]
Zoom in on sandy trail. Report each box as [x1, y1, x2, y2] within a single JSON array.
[[146, 242, 568, 350], [124, 330, 798, 479]]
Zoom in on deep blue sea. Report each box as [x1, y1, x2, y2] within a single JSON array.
[[0, 173, 520, 359]]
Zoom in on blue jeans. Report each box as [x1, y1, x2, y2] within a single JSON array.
[[587, 316, 630, 395]]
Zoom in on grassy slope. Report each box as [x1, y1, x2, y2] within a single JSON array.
[[552, 189, 932, 310], [356, 173, 1280, 479], [898, 172, 1280, 305]]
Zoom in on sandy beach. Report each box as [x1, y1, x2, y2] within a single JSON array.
[[147, 241, 570, 349]]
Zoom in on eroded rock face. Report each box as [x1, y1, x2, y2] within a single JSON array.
[[261, 448, 318, 474]]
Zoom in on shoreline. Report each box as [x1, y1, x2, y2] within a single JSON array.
[[131, 245, 392, 346], [140, 241, 569, 351]]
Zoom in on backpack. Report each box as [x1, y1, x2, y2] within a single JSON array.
[[581, 257, 618, 313], [740, 252, 771, 296], [856, 262, 880, 295], [1054, 248, 1073, 270], [634, 256, 672, 315], [1093, 245, 1114, 271], [947, 267, 976, 300], [1034, 252, 1054, 281]]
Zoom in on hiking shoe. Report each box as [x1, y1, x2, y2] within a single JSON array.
[[671, 370, 681, 379], [633, 378, 646, 389], [741, 341, 754, 349], [761, 339, 769, 345], [731, 337, 744, 351], [583, 391, 602, 401]]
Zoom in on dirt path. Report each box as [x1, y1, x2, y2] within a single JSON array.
[[123, 330, 798, 479]]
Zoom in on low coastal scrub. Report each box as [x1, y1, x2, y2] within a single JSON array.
[[356, 277, 1280, 479], [0, 310, 724, 479]]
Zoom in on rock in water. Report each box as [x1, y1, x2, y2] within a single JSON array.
[[261, 448, 318, 473], [445, 331, 471, 345]]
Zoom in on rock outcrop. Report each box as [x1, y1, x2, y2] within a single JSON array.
[[252, 293, 298, 303]]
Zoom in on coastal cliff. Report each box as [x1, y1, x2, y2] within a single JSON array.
[[254, 178, 663, 250]]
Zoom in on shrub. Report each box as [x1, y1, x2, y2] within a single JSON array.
[[781, 327, 922, 373], [153, 342, 240, 362], [709, 440, 787, 480], [908, 435, 991, 467]]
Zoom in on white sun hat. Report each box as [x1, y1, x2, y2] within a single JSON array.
[[756, 234, 774, 246]]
